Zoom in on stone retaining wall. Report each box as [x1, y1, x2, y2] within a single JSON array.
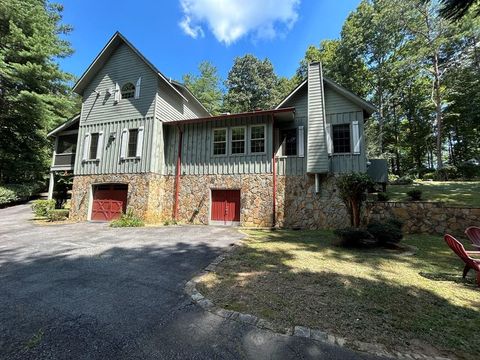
[[365, 201, 480, 236]]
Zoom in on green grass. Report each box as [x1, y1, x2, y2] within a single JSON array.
[[385, 181, 480, 207], [198, 230, 480, 359]]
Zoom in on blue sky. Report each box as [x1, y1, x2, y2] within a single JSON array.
[[58, 0, 360, 83]]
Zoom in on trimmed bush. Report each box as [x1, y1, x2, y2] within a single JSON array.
[[377, 192, 389, 201], [334, 228, 371, 248], [0, 183, 38, 206], [110, 209, 144, 228], [367, 219, 403, 245], [406, 189, 422, 201], [435, 166, 458, 181], [31, 199, 56, 217], [46, 209, 69, 222]]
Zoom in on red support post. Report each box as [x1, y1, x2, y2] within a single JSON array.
[[173, 126, 183, 221]]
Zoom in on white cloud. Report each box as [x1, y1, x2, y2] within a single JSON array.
[[179, 0, 300, 45]]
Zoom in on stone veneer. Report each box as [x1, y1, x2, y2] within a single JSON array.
[[69, 173, 350, 229], [365, 201, 480, 236]]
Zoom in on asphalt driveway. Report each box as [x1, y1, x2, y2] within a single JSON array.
[[0, 204, 382, 360]]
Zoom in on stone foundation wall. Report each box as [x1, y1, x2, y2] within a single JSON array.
[[365, 201, 480, 236], [70, 173, 166, 222]]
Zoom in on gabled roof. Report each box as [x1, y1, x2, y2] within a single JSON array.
[[72, 32, 209, 114], [275, 77, 377, 115], [47, 114, 80, 137], [170, 80, 211, 116]]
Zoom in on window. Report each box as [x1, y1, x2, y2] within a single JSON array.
[[121, 83, 135, 99], [231, 127, 246, 154], [332, 124, 351, 153], [213, 128, 227, 155], [57, 134, 77, 154], [280, 128, 297, 156], [250, 125, 265, 153], [89, 133, 99, 160], [128, 129, 139, 158]]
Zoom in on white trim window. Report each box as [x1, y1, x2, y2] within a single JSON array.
[[89, 133, 100, 160], [127, 128, 139, 158], [250, 125, 266, 154], [332, 124, 351, 154], [230, 126, 246, 155], [121, 82, 135, 99], [212, 128, 227, 156]]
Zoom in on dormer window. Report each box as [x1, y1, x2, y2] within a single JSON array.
[[121, 83, 135, 99]]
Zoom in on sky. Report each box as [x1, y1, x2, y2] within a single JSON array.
[[58, 0, 361, 83]]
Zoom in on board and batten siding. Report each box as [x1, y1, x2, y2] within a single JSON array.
[[163, 116, 273, 175], [74, 117, 155, 175], [81, 43, 157, 123]]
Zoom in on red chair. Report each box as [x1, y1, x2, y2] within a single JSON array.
[[465, 226, 480, 249], [444, 234, 480, 286]]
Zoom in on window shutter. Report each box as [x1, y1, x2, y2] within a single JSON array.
[[326, 124, 333, 155], [120, 128, 128, 159], [96, 131, 104, 160], [135, 77, 142, 99], [352, 120, 360, 154], [82, 133, 91, 161], [298, 126, 305, 158], [114, 82, 120, 103], [136, 126, 144, 158]]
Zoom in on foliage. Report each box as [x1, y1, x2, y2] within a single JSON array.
[[46, 208, 69, 222], [0, 0, 79, 184], [436, 0, 480, 20], [377, 192, 389, 201], [0, 183, 38, 206], [457, 162, 480, 179], [110, 209, 144, 228], [434, 165, 458, 180], [367, 219, 404, 244], [333, 227, 371, 247], [407, 189, 423, 201], [390, 176, 414, 185], [336, 173, 374, 227], [223, 54, 279, 113], [183, 61, 223, 115], [53, 173, 73, 208], [31, 199, 55, 217]]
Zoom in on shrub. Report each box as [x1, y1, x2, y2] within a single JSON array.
[[457, 162, 480, 179], [336, 173, 374, 227], [110, 209, 144, 228], [46, 209, 69, 222], [388, 174, 399, 184], [0, 183, 38, 206], [31, 199, 56, 217], [406, 189, 422, 201], [422, 172, 436, 181], [435, 165, 458, 181], [333, 228, 371, 248], [367, 219, 403, 245], [377, 192, 389, 201]]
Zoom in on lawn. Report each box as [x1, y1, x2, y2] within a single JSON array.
[[198, 230, 480, 359], [384, 181, 480, 207]]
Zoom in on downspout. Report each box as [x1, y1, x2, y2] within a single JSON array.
[[173, 125, 183, 221], [271, 115, 276, 228]]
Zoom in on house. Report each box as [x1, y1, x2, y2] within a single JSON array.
[[48, 32, 376, 228]]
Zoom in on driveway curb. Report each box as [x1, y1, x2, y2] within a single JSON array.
[[184, 243, 451, 360]]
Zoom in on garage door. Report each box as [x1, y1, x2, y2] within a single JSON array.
[[211, 190, 240, 223], [91, 184, 128, 221]]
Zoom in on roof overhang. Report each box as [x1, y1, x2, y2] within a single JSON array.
[[47, 114, 80, 137], [72, 32, 188, 102], [275, 77, 377, 116], [164, 107, 295, 126]]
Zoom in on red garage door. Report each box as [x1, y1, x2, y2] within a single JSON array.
[[211, 190, 240, 223], [91, 184, 128, 221]]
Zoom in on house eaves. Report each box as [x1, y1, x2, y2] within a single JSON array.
[[72, 32, 188, 102], [47, 114, 80, 137]]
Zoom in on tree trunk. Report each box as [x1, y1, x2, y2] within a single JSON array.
[[433, 52, 443, 169]]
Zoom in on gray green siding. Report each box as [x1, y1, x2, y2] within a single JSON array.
[[163, 116, 273, 175], [306, 63, 329, 173]]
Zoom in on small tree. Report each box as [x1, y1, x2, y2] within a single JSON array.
[[336, 173, 373, 228]]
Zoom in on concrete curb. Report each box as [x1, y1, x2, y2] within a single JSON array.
[[185, 244, 451, 360]]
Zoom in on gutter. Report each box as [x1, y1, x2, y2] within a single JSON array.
[[173, 125, 183, 221]]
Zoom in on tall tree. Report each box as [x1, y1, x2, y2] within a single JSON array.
[[437, 0, 480, 20], [183, 61, 223, 115], [0, 0, 78, 184], [224, 54, 279, 113]]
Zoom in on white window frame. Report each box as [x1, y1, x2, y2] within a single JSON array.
[[332, 123, 352, 155], [126, 128, 139, 159], [212, 128, 228, 156], [278, 127, 298, 158], [88, 132, 100, 160], [249, 124, 266, 154], [230, 126, 247, 156], [120, 82, 136, 100]]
